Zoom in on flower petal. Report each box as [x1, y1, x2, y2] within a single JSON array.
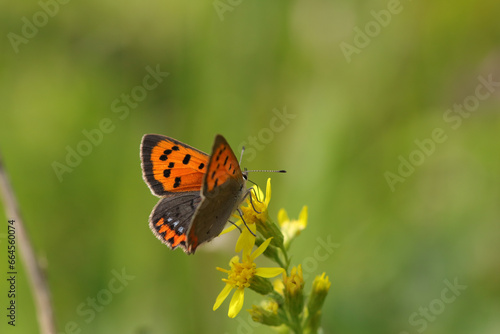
[[236, 227, 255, 254], [256, 267, 285, 278], [249, 222, 257, 234], [264, 178, 272, 205], [299, 206, 308, 227], [229, 255, 240, 266], [251, 237, 272, 261], [253, 184, 264, 202], [228, 288, 245, 318], [273, 279, 285, 295], [213, 284, 233, 311], [216, 267, 230, 274], [220, 221, 241, 236], [277, 208, 289, 226]]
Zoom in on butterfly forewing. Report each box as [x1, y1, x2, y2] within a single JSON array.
[[203, 135, 243, 195], [186, 135, 246, 253], [141, 134, 209, 196]]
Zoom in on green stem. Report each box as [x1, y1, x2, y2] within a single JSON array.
[[274, 252, 287, 269], [287, 311, 303, 334], [280, 244, 290, 270]]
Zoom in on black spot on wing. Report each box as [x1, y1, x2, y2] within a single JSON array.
[[173, 177, 181, 188]]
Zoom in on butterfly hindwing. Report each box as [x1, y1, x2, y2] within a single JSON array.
[[141, 134, 209, 196], [149, 191, 202, 252]]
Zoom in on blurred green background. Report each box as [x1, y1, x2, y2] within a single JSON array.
[[1, 1, 499, 333]]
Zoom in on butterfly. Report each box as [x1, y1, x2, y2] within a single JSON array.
[[141, 134, 252, 254]]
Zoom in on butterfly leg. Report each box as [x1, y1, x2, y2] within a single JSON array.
[[240, 188, 262, 214], [228, 220, 242, 233], [247, 188, 262, 214], [250, 187, 263, 203], [245, 180, 263, 203], [237, 208, 257, 237]]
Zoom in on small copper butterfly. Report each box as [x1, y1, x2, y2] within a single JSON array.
[[141, 134, 259, 254]]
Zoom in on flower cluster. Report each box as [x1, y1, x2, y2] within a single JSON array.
[[213, 179, 331, 333]]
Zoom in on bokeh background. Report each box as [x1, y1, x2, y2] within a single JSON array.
[[1, 1, 499, 333]]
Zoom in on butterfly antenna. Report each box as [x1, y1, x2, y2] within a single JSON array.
[[246, 169, 287, 173]]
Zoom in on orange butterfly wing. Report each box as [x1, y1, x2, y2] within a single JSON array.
[[141, 134, 209, 196], [203, 135, 244, 195]]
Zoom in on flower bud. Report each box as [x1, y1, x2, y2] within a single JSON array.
[[256, 218, 285, 249], [248, 300, 283, 326], [283, 265, 305, 317], [249, 275, 274, 295], [304, 273, 331, 334]]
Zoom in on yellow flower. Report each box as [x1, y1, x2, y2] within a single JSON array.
[[235, 221, 256, 254], [242, 177, 272, 225], [219, 179, 270, 236], [273, 278, 285, 296], [305, 273, 331, 333], [262, 299, 279, 314], [213, 237, 284, 318], [228, 178, 271, 229], [307, 272, 330, 314], [278, 206, 308, 249], [283, 265, 304, 297], [221, 178, 284, 249], [283, 265, 305, 317], [312, 272, 331, 292]]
